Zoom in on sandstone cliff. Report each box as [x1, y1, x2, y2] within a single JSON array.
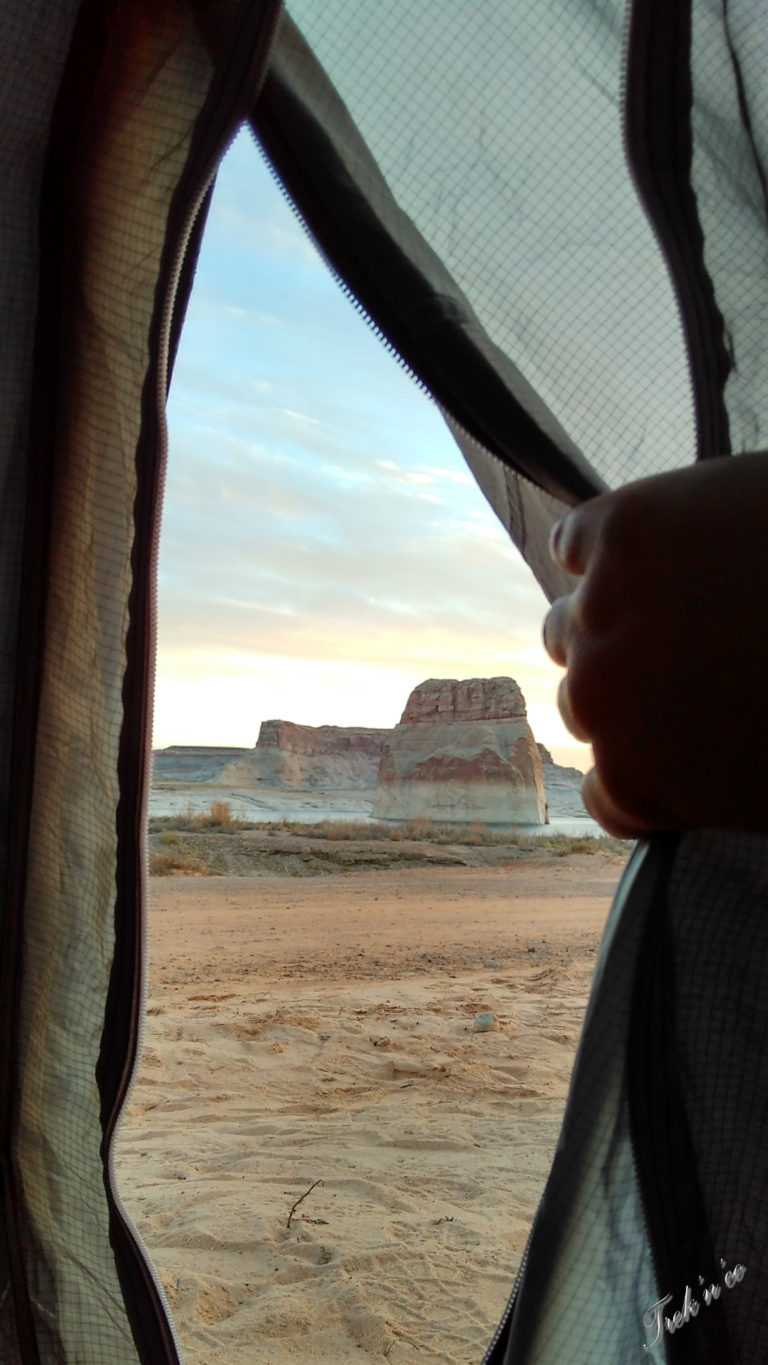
[[152, 693, 586, 823], [152, 746, 251, 783], [372, 678, 547, 825], [539, 759, 588, 819], [219, 720, 390, 791]]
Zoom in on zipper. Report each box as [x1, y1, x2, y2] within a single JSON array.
[[479, 1225, 535, 1365], [250, 129, 439, 397], [100, 3, 284, 1360], [251, 19, 603, 511], [251, 123, 581, 553]]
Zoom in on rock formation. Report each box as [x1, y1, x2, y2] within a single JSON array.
[[151, 692, 588, 824], [219, 720, 390, 791], [372, 678, 547, 825], [152, 746, 250, 783], [539, 756, 588, 819]]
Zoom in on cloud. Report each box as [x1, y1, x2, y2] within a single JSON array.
[[156, 128, 567, 747], [158, 425, 545, 639]]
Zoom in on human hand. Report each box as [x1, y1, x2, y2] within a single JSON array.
[[542, 453, 768, 837]]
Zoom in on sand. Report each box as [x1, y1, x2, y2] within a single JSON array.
[[115, 852, 625, 1363]]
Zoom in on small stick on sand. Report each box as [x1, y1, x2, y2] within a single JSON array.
[[287, 1179, 323, 1228]]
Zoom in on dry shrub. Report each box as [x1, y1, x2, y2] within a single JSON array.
[[288, 819, 396, 841], [271, 816, 508, 846], [397, 815, 500, 845], [149, 849, 207, 876], [527, 833, 628, 856], [311, 819, 355, 840], [180, 800, 240, 831], [146, 810, 627, 858], [449, 820, 498, 846], [208, 799, 235, 827], [399, 815, 438, 841]]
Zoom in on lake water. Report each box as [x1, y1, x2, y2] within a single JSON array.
[[149, 788, 605, 839]]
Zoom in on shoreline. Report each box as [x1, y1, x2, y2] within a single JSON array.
[[149, 775, 595, 835]]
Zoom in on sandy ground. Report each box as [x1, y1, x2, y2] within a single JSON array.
[[116, 853, 625, 1363]]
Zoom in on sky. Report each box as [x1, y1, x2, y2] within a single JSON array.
[[154, 127, 591, 771]]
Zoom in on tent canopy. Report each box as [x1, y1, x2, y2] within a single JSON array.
[[2, 1, 766, 1361]]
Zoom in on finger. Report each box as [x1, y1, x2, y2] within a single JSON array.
[[549, 495, 606, 575], [581, 767, 657, 839], [557, 675, 592, 743], [542, 595, 572, 666]]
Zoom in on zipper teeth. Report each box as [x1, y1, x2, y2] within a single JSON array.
[[249, 124, 490, 433], [479, 1227, 534, 1365], [253, 126, 581, 534]]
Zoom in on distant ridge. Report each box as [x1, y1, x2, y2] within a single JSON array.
[[152, 746, 250, 783], [151, 680, 588, 822]]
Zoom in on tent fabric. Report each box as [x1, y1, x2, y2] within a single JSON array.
[[2, 0, 768, 1361], [492, 830, 768, 1365], [253, 9, 603, 512], [268, 1, 696, 494], [1, 1, 280, 1360], [483, 840, 665, 1363], [690, 1, 768, 453]]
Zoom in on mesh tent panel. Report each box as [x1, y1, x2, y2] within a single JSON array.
[[282, 0, 695, 506]]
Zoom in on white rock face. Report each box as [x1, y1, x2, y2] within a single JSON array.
[[537, 742, 588, 818], [372, 678, 547, 825]]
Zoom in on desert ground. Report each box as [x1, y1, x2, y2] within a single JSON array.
[[116, 847, 626, 1363]]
